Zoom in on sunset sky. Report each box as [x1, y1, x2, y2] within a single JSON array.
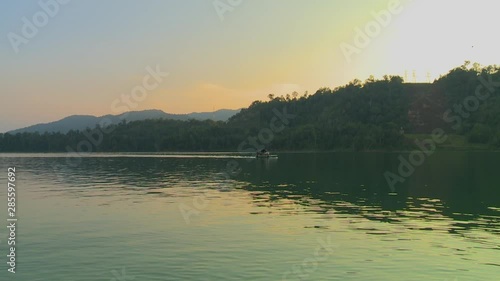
[[1, 0, 499, 132]]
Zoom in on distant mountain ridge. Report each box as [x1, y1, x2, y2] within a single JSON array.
[[8, 109, 240, 134]]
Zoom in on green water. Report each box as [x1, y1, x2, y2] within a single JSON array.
[[0, 152, 498, 280]]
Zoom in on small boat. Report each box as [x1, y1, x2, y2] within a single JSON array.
[[256, 149, 277, 158], [256, 149, 270, 158]]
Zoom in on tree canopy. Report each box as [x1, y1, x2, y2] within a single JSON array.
[[1, 63, 499, 153]]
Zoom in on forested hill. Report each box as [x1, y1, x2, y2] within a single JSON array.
[[8, 109, 241, 134], [1, 63, 499, 152]]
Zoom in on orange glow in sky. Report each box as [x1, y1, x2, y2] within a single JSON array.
[[1, 0, 499, 132]]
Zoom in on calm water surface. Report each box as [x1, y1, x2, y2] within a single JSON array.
[[0, 152, 498, 280]]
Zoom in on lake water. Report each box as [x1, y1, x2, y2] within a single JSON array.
[[0, 152, 498, 280]]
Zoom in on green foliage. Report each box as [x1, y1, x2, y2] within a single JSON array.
[[436, 62, 500, 146], [468, 124, 493, 144], [2, 63, 499, 152]]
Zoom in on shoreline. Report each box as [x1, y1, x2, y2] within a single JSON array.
[[1, 147, 500, 155]]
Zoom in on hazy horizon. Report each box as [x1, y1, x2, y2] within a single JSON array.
[[2, 107, 243, 134], [1, 2, 499, 279], [2, 0, 500, 132]]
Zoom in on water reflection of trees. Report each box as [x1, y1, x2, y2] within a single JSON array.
[[236, 152, 500, 237]]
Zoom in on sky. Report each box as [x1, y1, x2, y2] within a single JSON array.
[[1, 0, 500, 133]]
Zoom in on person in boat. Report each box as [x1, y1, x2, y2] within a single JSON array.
[[256, 148, 270, 157]]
